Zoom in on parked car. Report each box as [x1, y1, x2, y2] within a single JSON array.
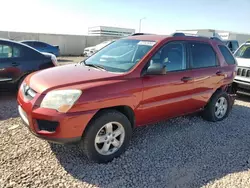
[[233, 40, 250, 94], [0, 38, 57, 90], [17, 33, 237, 163], [20, 40, 60, 57], [83, 40, 115, 57], [223, 40, 239, 53]]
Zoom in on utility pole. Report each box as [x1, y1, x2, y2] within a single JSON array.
[[139, 17, 146, 33]]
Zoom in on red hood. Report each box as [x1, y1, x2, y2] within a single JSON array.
[[27, 64, 122, 93]]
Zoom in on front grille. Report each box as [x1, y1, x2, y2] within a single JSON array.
[[236, 67, 250, 78], [22, 84, 37, 100], [37, 119, 59, 132]]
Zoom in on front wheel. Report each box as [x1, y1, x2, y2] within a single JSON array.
[[202, 91, 231, 122], [80, 110, 132, 163]]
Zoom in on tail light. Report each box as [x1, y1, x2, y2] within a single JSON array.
[[51, 55, 57, 66]]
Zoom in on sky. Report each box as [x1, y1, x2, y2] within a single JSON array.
[[1, 0, 250, 35]]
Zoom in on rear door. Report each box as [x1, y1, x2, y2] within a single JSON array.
[[0, 41, 22, 83], [188, 41, 223, 110]]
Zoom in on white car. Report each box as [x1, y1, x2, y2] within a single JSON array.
[[83, 40, 115, 57], [233, 40, 250, 94]]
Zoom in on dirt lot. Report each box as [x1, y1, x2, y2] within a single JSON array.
[[1, 57, 250, 188]]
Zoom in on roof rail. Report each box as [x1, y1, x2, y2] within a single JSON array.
[[171, 32, 186, 37], [171, 32, 223, 42], [171, 32, 199, 37], [131, 33, 153, 36]]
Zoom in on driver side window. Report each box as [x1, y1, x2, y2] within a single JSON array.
[[150, 42, 187, 72]]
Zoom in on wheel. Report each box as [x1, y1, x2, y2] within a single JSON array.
[[202, 91, 231, 122], [80, 110, 132, 163]]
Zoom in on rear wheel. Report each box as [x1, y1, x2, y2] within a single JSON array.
[[80, 110, 132, 163], [202, 91, 231, 122]]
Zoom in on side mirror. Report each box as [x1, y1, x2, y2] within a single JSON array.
[[146, 63, 166, 75]]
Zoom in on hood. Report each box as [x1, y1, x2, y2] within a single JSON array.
[[84, 46, 95, 51], [27, 64, 121, 93], [235, 57, 250, 67]]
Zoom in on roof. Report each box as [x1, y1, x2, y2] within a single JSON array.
[[19, 40, 40, 42], [0, 38, 23, 44], [0, 38, 43, 52]]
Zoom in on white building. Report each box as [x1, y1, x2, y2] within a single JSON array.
[[88, 26, 135, 37], [176, 29, 250, 45]]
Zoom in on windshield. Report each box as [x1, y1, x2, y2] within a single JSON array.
[[95, 41, 113, 50], [234, 44, 250, 58], [84, 39, 156, 72]]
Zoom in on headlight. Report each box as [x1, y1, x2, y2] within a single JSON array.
[[40, 89, 82, 113]]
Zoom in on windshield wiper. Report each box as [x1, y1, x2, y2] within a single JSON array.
[[84, 63, 106, 71]]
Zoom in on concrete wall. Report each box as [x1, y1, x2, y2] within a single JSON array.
[[0, 31, 120, 56]]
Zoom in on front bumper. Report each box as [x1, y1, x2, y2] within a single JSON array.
[[17, 89, 97, 144], [234, 79, 250, 90]]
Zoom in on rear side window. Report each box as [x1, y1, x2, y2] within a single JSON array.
[[218, 45, 236, 64], [189, 42, 217, 68]]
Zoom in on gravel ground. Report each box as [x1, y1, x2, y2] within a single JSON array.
[[1, 57, 250, 187], [1, 92, 250, 188]]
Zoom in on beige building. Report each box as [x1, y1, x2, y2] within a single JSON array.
[[88, 26, 135, 37]]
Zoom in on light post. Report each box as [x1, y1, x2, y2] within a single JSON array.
[[139, 17, 146, 33]]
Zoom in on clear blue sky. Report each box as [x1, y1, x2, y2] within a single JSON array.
[[2, 0, 250, 35]]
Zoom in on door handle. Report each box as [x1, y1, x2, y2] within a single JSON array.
[[12, 62, 20, 66], [216, 71, 223, 76], [181, 76, 193, 82]]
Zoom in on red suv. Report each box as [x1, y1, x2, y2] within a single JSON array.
[[17, 33, 237, 163]]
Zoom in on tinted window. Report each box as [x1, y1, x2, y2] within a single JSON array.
[[232, 41, 239, 51], [0, 45, 22, 58], [13, 47, 21, 57], [0, 45, 12, 58], [190, 42, 217, 68], [150, 42, 186, 72], [234, 44, 250, 59], [218, 45, 236, 64]]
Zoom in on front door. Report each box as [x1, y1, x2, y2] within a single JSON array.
[[136, 41, 195, 126]]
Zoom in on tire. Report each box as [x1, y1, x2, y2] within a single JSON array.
[[202, 91, 231, 122], [80, 110, 132, 163]]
